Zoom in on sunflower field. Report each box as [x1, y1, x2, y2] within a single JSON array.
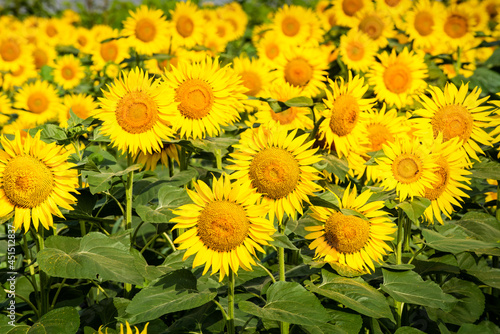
[[1, 0, 500, 333]]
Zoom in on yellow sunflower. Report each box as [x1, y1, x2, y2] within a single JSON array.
[[0, 93, 13, 116], [162, 56, 246, 140], [169, 1, 206, 48], [228, 126, 322, 223], [376, 137, 438, 201], [318, 72, 376, 158], [2, 61, 38, 91], [273, 46, 328, 98], [413, 83, 494, 162], [0, 33, 32, 73], [271, 5, 319, 46], [0, 131, 79, 233], [401, 0, 445, 51], [53, 54, 86, 90], [31, 42, 57, 69], [441, 4, 477, 51], [172, 174, 275, 281], [95, 67, 176, 155], [74, 27, 96, 55], [375, 0, 412, 27], [99, 321, 149, 334], [333, 0, 373, 27], [1, 114, 36, 138], [135, 143, 179, 171], [232, 55, 273, 101], [255, 31, 286, 67], [305, 185, 396, 272], [59, 93, 98, 127], [354, 8, 396, 49], [38, 18, 74, 47], [13, 80, 63, 125], [122, 5, 170, 56], [368, 47, 428, 109], [144, 46, 188, 75], [339, 28, 378, 72], [216, 2, 248, 41], [422, 134, 471, 224], [90, 26, 129, 71]]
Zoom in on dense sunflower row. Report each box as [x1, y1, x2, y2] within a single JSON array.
[[0, 0, 500, 332]]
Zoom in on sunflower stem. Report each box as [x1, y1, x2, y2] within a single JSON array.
[[35, 229, 50, 316], [162, 232, 177, 252], [50, 278, 67, 310], [496, 182, 500, 221], [277, 222, 289, 334], [178, 146, 188, 171], [125, 152, 134, 231], [395, 208, 406, 328], [22, 233, 40, 313], [227, 268, 236, 334], [215, 148, 222, 170], [167, 155, 174, 177]]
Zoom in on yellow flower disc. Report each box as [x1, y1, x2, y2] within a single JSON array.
[[325, 211, 370, 254], [358, 14, 384, 40], [176, 79, 214, 120], [346, 41, 365, 61], [240, 71, 262, 97], [285, 58, 313, 87], [27, 92, 49, 114], [116, 91, 158, 134], [176, 15, 194, 37], [61, 65, 75, 80], [272, 108, 298, 125], [329, 94, 360, 137], [414, 11, 434, 36], [444, 14, 468, 39], [392, 154, 423, 184], [1, 40, 21, 62], [100, 42, 118, 62], [281, 16, 301, 36], [424, 159, 449, 200], [367, 124, 394, 151], [249, 147, 300, 199], [383, 63, 411, 94], [265, 43, 280, 60], [385, 0, 401, 7], [3, 156, 53, 208], [197, 200, 249, 252], [431, 104, 473, 142], [343, 0, 363, 16], [135, 18, 156, 42]]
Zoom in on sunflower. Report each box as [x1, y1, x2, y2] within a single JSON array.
[[98, 321, 149, 334], [376, 137, 438, 201], [228, 126, 322, 223], [14, 80, 63, 125], [273, 46, 328, 98], [271, 5, 319, 46], [232, 56, 273, 101], [169, 1, 206, 48], [172, 174, 275, 281], [402, 0, 445, 51], [123, 5, 169, 56], [31, 42, 57, 69], [38, 18, 74, 47], [0, 33, 32, 73], [0, 131, 79, 232], [305, 185, 396, 272], [441, 4, 477, 51], [135, 143, 179, 171], [53, 54, 86, 90], [375, 0, 412, 26], [333, 0, 373, 27], [74, 27, 96, 54], [422, 134, 471, 224], [339, 28, 378, 72], [368, 48, 428, 109], [96, 67, 176, 155], [319, 6, 338, 32], [0, 93, 13, 116], [162, 56, 246, 140], [256, 31, 286, 67], [59, 93, 98, 127], [2, 61, 37, 91], [90, 26, 129, 71], [354, 8, 396, 49], [216, 2, 248, 41], [318, 72, 376, 158], [144, 46, 188, 75]]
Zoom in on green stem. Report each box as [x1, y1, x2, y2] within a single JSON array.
[[131, 220, 145, 249], [395, 208, 406, 328], [257, 263, 276, 284], [140, 233, 159, 254], [35, 230, 50, 317], [277, 223, 289, 334], [162, 232, 177, 251], [215, 148, 222, 170], [167, 155, 174, 177], [227, 268, 235, 334], [125, 152, 134, 231], [178, 146, 188, 171], [496, 182, 500, 221], [79, 220, 86, 236], [50, 278, 67, 310], [6, 290, 39, 318], [213, 299, 229, 321]]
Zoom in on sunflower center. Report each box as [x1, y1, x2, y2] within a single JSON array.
[[100, 42, 118, 62], [385, 0, 401, 7], [249, 147, 300, 199], [176, 15, 194, 38], [3, 155, 54, 208], [33, 48, 48, 69], [240, 71, 262, 96], [346, 41, 365, 61], [414, 11, 434, 36], [272, 107, 298, 125], [284, 57, 313, 88], [197, 200, 249, 252], [342, 0, 363, 16], [383, 63, 411, 94], [0, 40, 21, 62], [431, 104, 473, 142], [367, 124, 394, 151], [444, 14, 468, 39], [359, 15, 384, 40], [77, 35, 87, 47], [325, 211, 370, 254], [327, 13, 337, 27], [282, 16, 300, 37], [46, 25, 57, 37], [135, 18, 156, 42], [265, 43, 280, 60], [392, 154, 422, 184], [424, 158, 449, 200], [68, 104, 90, 119], [61, 65, 75, 80], [176, 79, 214, 120], [27, 92, 50, 114], [329, 94, 360, 137], [116, 90, 158, 134], [216, 25, 227, 38]]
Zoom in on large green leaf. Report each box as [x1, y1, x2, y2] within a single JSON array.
[[458, 254, 500, 289], [457, 321, 500, 334], [7, 307, 79, 334], [124, 269, 217, 324], [136, 185, 191, 224], [470, 157, 500, 180], [300, 309, 363, 334], [381, 269, 456, 311], [394, 327, 426, 334], [239, 281, 329, 326], [284, 96, 314, 107], [269, 232, 298, 250], [314, 154, 349, 181], [38, 232, 144, 285], [396, 198, 431, 224], [451, 212, 500, 243], [85, 164, 142, 194], [422, 229, 499, 254], [305, 270, 395, 322]]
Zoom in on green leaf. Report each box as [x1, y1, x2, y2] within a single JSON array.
[[470, 157, 500, 180], [305, 270, 395, 322], [85, 164, 142, 194], [422, 229, 499, 254], [396, 197, 431, 224], [457, 321, 500, 334], [451, 212, 500, 243], [38, 232, 144, 285], [284, 96, 314, 107], [20, 307, 79, 334], [300, 309, 363, 334], [381, 269, 456, 311], [314, 154, 349, 180], [394, 327, 426, 334], [269, 232, 298, 250], [28, 124, 67, 143], [190, 136, 239, 158], [239, 281, 329, 326], [40, 65, 53, 81], [458, 254, 500, 289], [124, 269, 217, 324], [308, 195, 340, 211], [136, 185, 191, 223], [426, 278, 485, 326]]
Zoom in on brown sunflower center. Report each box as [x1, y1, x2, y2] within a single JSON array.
[[1, 40, 21, 62], [392, 154, 422, 184], [249, 147, 300, 199], [414, 11, 434, 37], [367, 123, 394, 151], [329, 94, 360, 137], [135, 18, 156, 42], [327, 13, 337, 27], [116, 91, 158, 134], [342, 0, 363, 16], [266, 43, 280, 60], [46, 24, 57, 37], [216, 25, 227, 38], [359, 15, 384, 40], [272, 107, 298, 125], [176, 15, 194, 38], [61, 65, 75, 80], [176, 79, 214, 120], [282, 16, 300, 37], [431, 104, 473, 142], [27, 92, 50, 114], [385, 0, 401, 7], [285, 57, 313, 87], [100, 42, 118, 62], [77, 35, 87, 47], [424, 158, 449, 200], [240, 71, 262, 96], [383, 63, 411, 94], [325, 211, 370, 254], [346, 41, 365, 61], [444, 14, 468, 39], [197, 200, 249, 252], [3, 155, 54, 208], [33, 48, 48, 69]]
